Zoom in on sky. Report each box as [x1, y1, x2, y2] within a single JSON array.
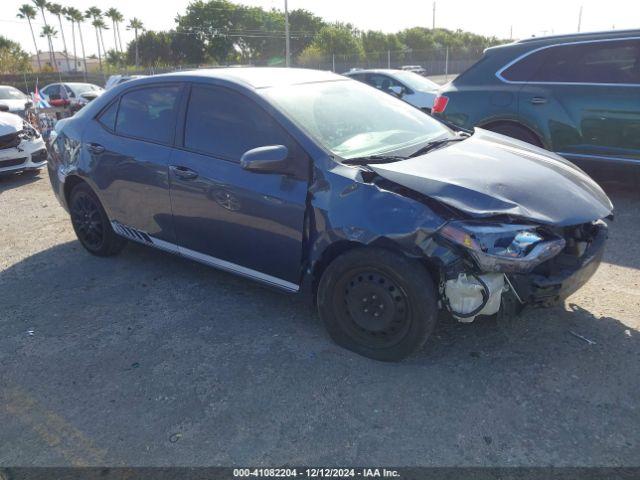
[[2, 0, 639, 57]]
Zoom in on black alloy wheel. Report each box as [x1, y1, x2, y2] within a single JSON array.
[[69, 182, 126, 256]]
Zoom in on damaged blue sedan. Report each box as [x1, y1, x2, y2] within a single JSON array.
[[47, 68, 613, 361]]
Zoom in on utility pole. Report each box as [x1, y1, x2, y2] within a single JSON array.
[[510, 25, 513, 40], [577, 5, 583, 32], [285, 0, 291, 67], [432, 1, 436, 29]]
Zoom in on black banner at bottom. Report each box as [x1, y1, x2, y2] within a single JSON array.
[[1, 468, 639, 480]]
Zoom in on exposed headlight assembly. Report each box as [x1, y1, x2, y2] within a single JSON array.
[[438, 221, 566, 273], [19, 121, 40, 140]]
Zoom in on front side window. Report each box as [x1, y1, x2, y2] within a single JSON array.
[[366, 74, 404, 93], [42, 85, 59, 97], [183, 85, 293, 161], [115, 85, 181, 144], [0, 86, 27, 100], [264, 79, 451, 160]]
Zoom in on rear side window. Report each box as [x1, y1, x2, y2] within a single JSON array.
[[97, 101, 118, 131], [501, 39, 640, 84], [183, 85, 292, 161], [115, 85, 181, 144], [500, 49, 549, 82]]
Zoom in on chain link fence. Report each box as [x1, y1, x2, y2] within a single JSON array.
[[0, 46, 482, 93]]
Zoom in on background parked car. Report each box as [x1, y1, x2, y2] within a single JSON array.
[[401, 65, 427, 75], [40, 82, 104, 110], [0, 111, 47, 176], [0, 85, 33, 117], [432, 29, 640, 181], [105, 75, 148, 90], [344, 69, 440, 112]]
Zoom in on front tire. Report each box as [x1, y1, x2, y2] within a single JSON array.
[[69, 182, 126, 257], [317, 248, 438, 361]]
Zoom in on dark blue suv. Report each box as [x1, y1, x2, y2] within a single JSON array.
[[48, 68, 612, 360]]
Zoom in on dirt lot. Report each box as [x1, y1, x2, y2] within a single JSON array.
[[0, 170, 639, 467]]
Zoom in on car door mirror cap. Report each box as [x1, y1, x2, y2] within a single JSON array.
[[240, 145, 290, 174]]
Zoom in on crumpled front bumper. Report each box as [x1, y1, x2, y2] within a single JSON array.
[[0, 138, 48, 174], [508, 222, 608, 307]]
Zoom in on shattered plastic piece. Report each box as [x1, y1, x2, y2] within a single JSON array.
[[569, 330, 596, 345]]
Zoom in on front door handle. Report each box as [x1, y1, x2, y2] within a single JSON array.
[[530, 96, 548, 105], [170, 165, 199, 180], [86, 142, 105, 155]]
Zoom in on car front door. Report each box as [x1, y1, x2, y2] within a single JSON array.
[[168, 84, 310, 290], [83, 83, 184, 245], [517, 38, 640, 169]]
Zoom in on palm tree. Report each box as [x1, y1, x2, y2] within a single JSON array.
[[32, 0, 54, 68], [97, 19, 109, 59], [47, 3, 71, 71], [40, 25, 57, 71], [127, 18, 144, 68], [85, 8, 108, 59], [17, 4, 41, 71], [105, 8, 124, 55], [68, 8, 88, 77], [90, 18, 104, 72], [63, 7, 77, 71]]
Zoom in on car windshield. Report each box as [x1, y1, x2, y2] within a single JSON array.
[[264, 79, 451, 160], [392, 71, 439, 91], [69, 83, 102, 94], [0, 86, 27, 100]]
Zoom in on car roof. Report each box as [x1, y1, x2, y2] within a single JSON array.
[[488, 28, 640, 53], [344, 69, 407, 76], [160, 67, 344, 89]]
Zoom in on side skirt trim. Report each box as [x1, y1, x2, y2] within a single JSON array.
[[110, 221, 299, 292]]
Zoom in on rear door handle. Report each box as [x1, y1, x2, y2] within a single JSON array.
[[530, 96, 547, 105], [86, 142, 105, 154], [170, 165, 199, 180]]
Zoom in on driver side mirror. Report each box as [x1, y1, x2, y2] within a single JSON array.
[[240, 145, 290, 175], [389, 85, 404, 98]]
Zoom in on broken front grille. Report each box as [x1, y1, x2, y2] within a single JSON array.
[[0, 157, 27, 168], [0, 131, 20, 150]]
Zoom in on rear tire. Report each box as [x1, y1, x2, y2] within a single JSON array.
[[69, 182, 126, 257], [317, 247, 438, 361], [485, 123, 543, 147]]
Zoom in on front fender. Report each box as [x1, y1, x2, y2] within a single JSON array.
[[306, 165, 454, 277]]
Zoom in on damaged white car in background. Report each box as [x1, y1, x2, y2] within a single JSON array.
[[0, 111, 47, 176]]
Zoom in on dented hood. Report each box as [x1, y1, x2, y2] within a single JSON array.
[[0, 111, 24, 136], [370, 129, 613, 226]]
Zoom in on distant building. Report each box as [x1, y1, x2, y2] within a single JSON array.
[[30, 52, 87, 72]]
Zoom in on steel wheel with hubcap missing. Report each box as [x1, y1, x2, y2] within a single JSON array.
[[317, 247, 437, 361]]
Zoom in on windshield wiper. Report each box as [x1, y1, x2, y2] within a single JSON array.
[[408, 136, 468, 158], [343, 134, 471, 166], [342, 154, 407, 166]]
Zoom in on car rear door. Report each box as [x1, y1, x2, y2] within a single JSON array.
[[517, 38, 640, 168], [83, 83, 184, 245], [168, 84, 310, 290]]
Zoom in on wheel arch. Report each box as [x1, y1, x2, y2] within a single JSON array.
[[478, 119, 547, 148], [309, 238, 441, 296], [63, 174, 88, 207]]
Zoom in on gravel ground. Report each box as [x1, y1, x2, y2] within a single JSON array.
[[0, 170, 638, 467]]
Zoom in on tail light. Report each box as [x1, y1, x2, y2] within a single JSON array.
[[432, 95, 449, 114]]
